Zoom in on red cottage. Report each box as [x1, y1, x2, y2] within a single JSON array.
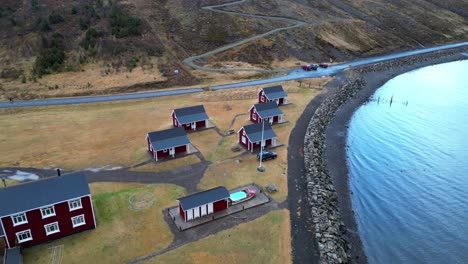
[[258, 85, 288, 105], [0, 172, 96, 249], [146, 127, 191, 161], [172, 105, 209, 130], [178, 186, 230, 222], [238, 122, 278, 152], [249, 101, 284, 124]]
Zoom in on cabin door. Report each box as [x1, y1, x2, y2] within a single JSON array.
[[169, 148, 175, 156], [201, 205, 207, 216], [194, 207, 200, 219], [207, 203, 214, 214], [191, 122, 196, 130], [187, 209, 193, 221]]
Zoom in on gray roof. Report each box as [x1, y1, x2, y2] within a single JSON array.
[[242, 122, 277, 142], [178, 186, 229, 210], [147, 127, 190, 151], [253, 102, 283, 118], [174, 105, 209, 124], [0, 172, 90, 217], [5, 247, 22, 264], [262, 85, 287, 99]]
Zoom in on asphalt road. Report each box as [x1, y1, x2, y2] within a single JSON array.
[[0, 42, 467, 109]]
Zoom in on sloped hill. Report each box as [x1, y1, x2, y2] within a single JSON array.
[[0, 0, 466, 99]]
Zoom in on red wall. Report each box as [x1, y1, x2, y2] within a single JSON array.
[[238, 128, 249, 150], [196, 120, 206, 129], [258, 91, 267, 103], [180, 120, 207, 130], [156, 145, 187, 160], [279, 98, 284, 105], [213, 200, 228, 212], [147, 138, 153, 155], [1, 196, 95, 248], [250, 108, 259, 123], [179, 204, 185, 221]]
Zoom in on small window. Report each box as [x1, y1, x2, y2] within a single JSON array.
[[71, 215, 85, 228], [16, 230, 32, 243], [41, 206, 56, 218], [252, 113, 257, 120], [11, 213, 27, 226], [242, 136, 247, 144], [68, 199, 82, 211], [44, 222, 60, 235]]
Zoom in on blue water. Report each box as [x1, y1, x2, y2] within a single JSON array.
[[230, 191, 247, 201], [347, 60, 468, 264]]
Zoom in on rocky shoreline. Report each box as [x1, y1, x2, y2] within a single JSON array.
[[303, 46, 468, 264]]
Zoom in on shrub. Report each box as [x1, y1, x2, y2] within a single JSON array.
[[110, 9, 142, 38], [78, 17, 90, 30], [49, 13, 64, 24], [31, 0, 39, 12], [0, 5, 14, 17], [71, 6, 77, 15], [0, 67, 23, 80], [147, 47, 164, 57], [80, 28, 103, 50], [33, 33, 66, 76]]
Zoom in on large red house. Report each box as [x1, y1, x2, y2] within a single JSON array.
[[258, 85, 288, 105], [0, 172, 96, 249], [178, 186, 230, 222], [238, 122, 278, 152], [249, 101, 284, 124], [146, 127, 191, 161], [172, 105, 209, 130]]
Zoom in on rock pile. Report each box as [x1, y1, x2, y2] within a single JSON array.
[[304, 75, 365, 264]]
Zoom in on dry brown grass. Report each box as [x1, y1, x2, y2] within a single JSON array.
[[0, 61, 166, 100], [131, 155, 201, 173], [22, 183, 186, 264], [144, 209, 292, 264]]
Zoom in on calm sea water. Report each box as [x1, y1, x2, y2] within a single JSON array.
[[347, 60, 468, 264]]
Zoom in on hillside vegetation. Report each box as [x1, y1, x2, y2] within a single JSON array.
[[0, 0, 466, 99]]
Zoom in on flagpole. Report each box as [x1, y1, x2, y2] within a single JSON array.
[[257, 119, 265, 172]]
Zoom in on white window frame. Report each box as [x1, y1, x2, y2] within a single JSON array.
[[68, 198, 82, 211], [71, 214, 86, 228], [16, 229, 32, 243], [252, 113, 257, 120], [40, 206, 56, 219], [44, 222, 60, 236], [241, 136, 247, 144], [11, 213, 28, 226]]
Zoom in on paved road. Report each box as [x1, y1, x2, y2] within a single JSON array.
[[1, 42, 466, 109]]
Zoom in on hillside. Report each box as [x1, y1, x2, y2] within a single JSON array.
[[0, 0, 466, 100]]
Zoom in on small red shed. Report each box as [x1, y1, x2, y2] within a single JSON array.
[[238, 122, 277, 152], [177, 186, 230, 222], [249, 101, 284, 124], [172, 105, 209, 130], [146, 127, 191, 161], [258, 85, 288, 105], [0, 172, 96, 249]]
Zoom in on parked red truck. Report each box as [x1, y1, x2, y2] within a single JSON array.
[[302, 64, 318, 71]]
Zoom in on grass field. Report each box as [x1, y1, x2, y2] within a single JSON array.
[[22, 183, 185, 264], [144, 210, 292, 264]]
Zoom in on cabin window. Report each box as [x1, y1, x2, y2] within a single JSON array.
[[16, 230, 32, 243], [11, 213, 27, 226], [71, 214, 86, 228], [252, 113, 257, 120], [242, 136, 247, 144], [163, 149, 167, 153], [68, 198, 83, 211], [44, 222, 60, 235], [41, 206, 56, 219]]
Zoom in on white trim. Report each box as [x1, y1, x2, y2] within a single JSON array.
[[11, 213, 27, 227], [71, 214, 86, 228], [44, 222, 60, 236], [40, 205, 56, 219], [0, 219, 10, 248], [0, 194, 92, 219], [16, 229, 32, 243], [68, 198, 83, 211], [88, 195, 97, 228]]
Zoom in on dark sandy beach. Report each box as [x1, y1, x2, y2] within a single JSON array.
[[324, 46, 468, 263]]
